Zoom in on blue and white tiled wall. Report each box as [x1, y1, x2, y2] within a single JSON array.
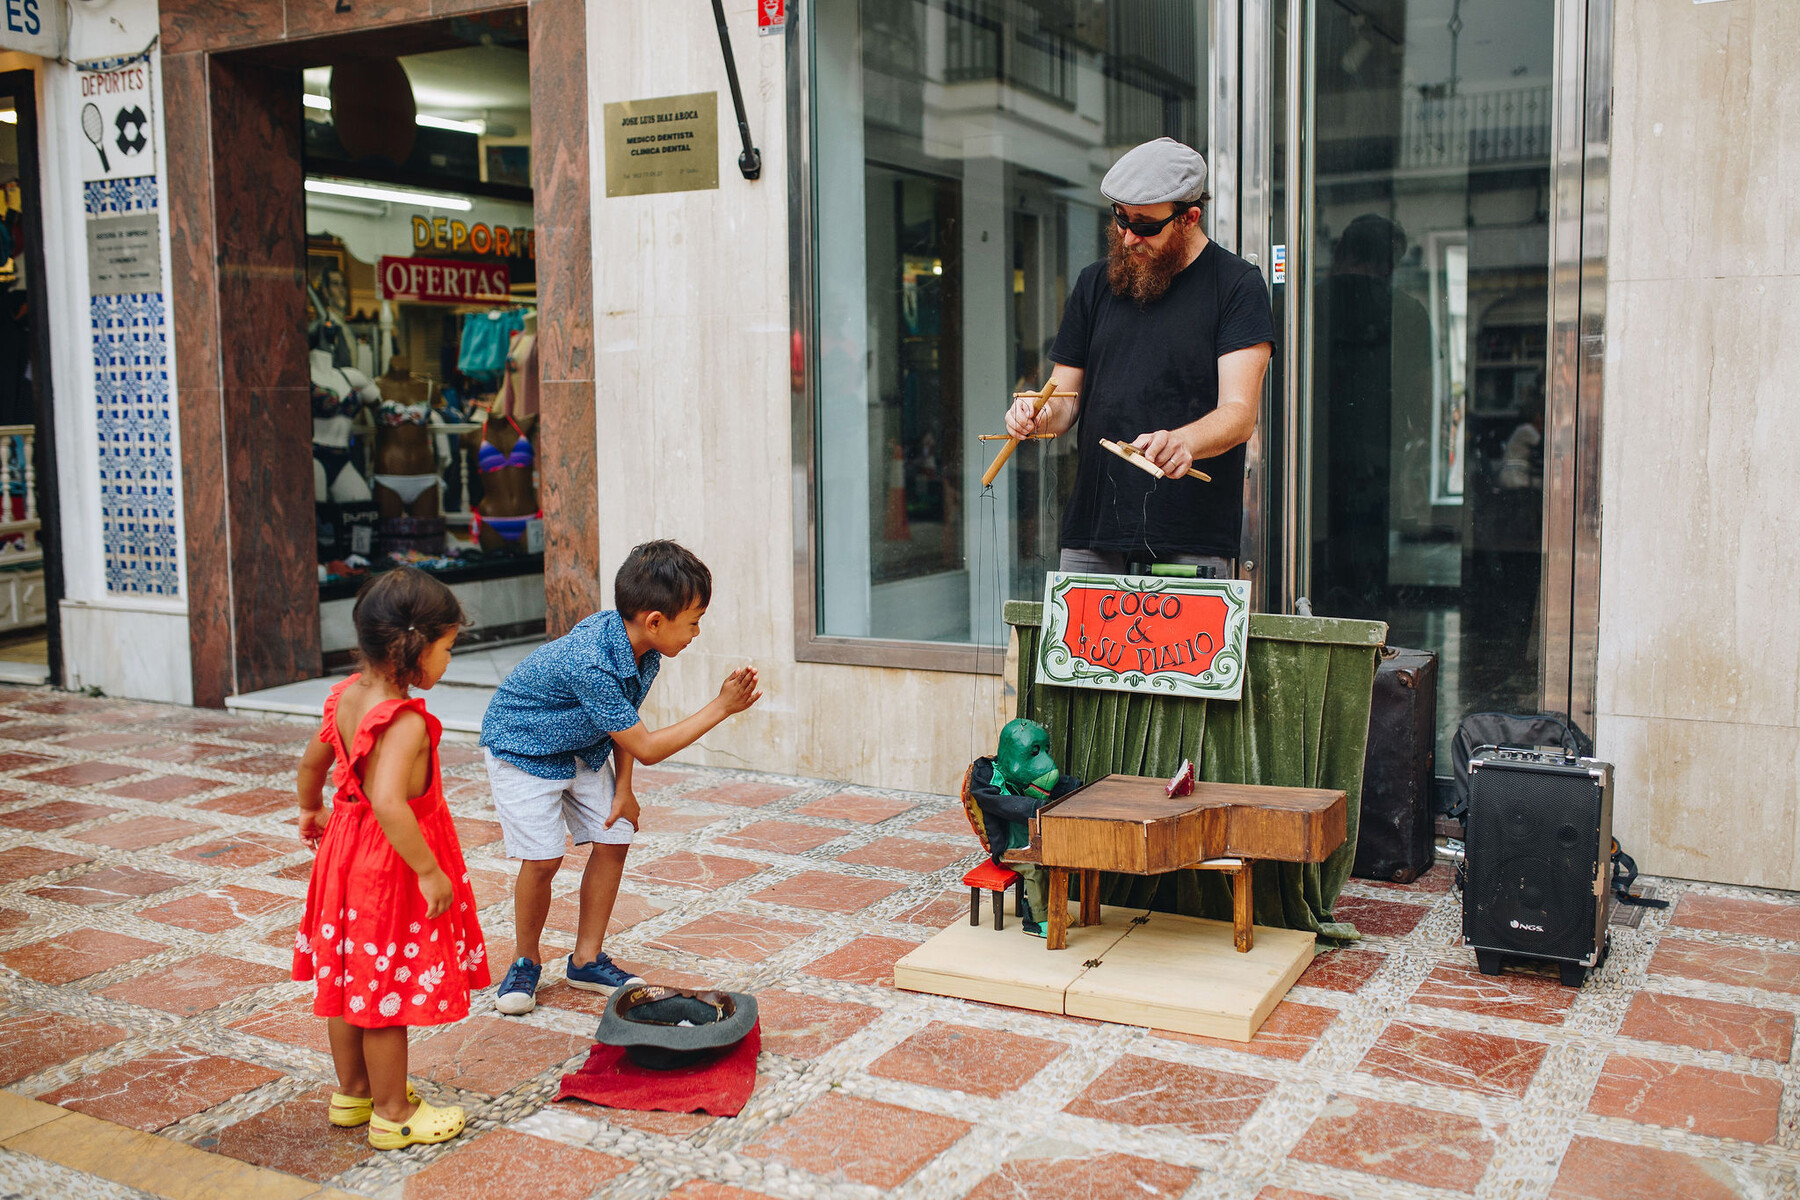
[[86, 173, 179, 597]]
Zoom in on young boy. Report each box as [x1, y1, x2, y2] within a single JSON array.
[[480, 540, 761, 1014]]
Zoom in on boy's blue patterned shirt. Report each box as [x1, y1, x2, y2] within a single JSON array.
[[480, 610, 661, 780]]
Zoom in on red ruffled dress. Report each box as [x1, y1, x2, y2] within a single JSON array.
[[292, 677, 491, 1027]]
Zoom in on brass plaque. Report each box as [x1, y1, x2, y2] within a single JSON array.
[[604, 92, 720, 197]]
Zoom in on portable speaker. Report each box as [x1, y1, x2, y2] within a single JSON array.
[[1462, 747, 1612, 986]]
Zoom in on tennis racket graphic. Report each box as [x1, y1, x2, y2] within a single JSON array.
[[81, 103, 109, 172]]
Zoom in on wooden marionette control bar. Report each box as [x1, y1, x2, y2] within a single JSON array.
[[1003, 774, 1346, 953]]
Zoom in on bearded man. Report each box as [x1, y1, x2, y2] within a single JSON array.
[[1005, 137, 1275, 577]]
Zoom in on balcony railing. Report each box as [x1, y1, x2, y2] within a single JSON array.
[[943, 0, 1078, 107], [1401, 85, 1551, 169]]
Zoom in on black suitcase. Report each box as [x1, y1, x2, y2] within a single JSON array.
[[1352, 647, 1439, 883]]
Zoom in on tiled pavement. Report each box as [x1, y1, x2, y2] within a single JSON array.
[[0, 689, 1794, 1198]]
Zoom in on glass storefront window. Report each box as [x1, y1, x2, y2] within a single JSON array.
[[809, 0, 1212, 650]]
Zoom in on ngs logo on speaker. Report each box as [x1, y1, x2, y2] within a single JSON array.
[[1509, 919, 1545, 932]]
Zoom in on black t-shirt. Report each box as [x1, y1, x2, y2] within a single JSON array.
[[1049, 241, 1275, 559]]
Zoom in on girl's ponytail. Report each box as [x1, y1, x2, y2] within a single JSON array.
[[351, 568, 467, 689]]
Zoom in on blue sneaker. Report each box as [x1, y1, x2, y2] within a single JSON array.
[[495, 957, 542, 1015], [565, 952, 644, 994]]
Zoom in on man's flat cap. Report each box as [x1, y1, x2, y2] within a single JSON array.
[[1100, 137, 1209, 206]]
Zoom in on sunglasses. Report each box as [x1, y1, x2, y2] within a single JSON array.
[[1112, 205, 1192, 238]]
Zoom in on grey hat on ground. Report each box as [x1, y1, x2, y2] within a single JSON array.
[[1101, 137, 1209, 206], [595, 983, 758, 1070]]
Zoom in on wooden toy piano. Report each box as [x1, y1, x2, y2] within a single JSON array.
[[1003, 774, 1347, 952]]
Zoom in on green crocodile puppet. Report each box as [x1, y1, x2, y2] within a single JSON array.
[[968, 719, 1083, 936]]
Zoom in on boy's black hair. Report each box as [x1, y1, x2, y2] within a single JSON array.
[[352, 567, 466, 689], [615, 540, 712, 621]]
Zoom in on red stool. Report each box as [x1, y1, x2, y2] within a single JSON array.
[[964, 858, 1023, 930]]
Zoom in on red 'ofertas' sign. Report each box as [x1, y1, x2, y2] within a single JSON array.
[[1058, 583, 1229, 678], [378, 256, 512, 305]]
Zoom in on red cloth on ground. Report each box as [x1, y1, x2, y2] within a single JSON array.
[[556, 1023, 760, 1116], [292, 676, 491, 1028]]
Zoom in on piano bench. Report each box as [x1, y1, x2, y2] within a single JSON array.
[[963, 859, 1023, 930]]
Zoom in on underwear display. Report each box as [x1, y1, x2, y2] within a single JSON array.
[[311, 443, 356, 482], [376, 399, 433, 427], [371, 473, 441, 505], [471, 508, 542, 544], [379, 514, 446, 557], [477, 414, 535, 474]]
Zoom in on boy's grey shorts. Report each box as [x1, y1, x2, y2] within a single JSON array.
[[483, 749, 635, 861]]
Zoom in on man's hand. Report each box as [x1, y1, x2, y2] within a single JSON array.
[[1131, 429, 1198, 479], [605, 785, 641, 831], [1005, 394, 1048, 440], [717, 666, 763, 717], [298, 806, 330, 846], [417, 865, 454, 919]]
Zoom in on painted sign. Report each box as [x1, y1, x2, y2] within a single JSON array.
[[78, 60, 155, 183], [1038, 572, 1251, 700], [0, 0, 59, 57], [758, 0, 786, 34], [377, 255, 512, 305], [603, 92, 720, 197], [410, 215, 535, 259]]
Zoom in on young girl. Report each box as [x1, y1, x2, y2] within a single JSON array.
[[292, 568, 491, 1150]]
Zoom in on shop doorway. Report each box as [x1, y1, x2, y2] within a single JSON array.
[[0, 73, 60, 687]]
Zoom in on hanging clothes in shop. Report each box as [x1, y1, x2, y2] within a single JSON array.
[[457, 308, 526, 386]]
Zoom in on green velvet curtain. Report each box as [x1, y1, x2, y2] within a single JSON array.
[[1006, 602, 1387, 941]]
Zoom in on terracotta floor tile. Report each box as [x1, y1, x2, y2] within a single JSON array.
[[629, 851, 765, 891], [636, 804, 720, 835], [67, 815, 211, 850], [18, 697, 113, 715], [1331, 894, 1429, 937], [201, 1086, 375, 1180], [272, 859, 317, 883], [605, 1108, 717, 1137], [138, 886, 295, 933], [749, 870, 905, 913], [0, 908, 28, 936], [168, 832, 296, 869], [1672, 893, 1800, 942], [1290, 1094, 1502, 1192], [1065, 1053, 1274, 1135], [103, 775, 223, 803], [0, 800, 118, 831], [893, 889, 970, 927], [652, 913, 818, 962], [228, 997, 332, 1054], [1297, 948, 1386, 992], [909, 807, 978, 836], [452, 816, 503, 847], [1548, 1135, 1747, 1200], [0, 928, 167, 984], [803, 936, 920, 986], [688, 781, 797, 808], [403, 1128, 632, 1200], [964, 1151, 1195, 1200], [1255, 1190, 1338, 1200], [1411, 962, 1579, 1025], [1588, 1054, 1781, 1143], [53, 733, 152, 753], [409, 1017, 590, 1095], [756, 989, 880, 1059], [29, 865, 190, 906], [1648, 937, 1800, 995], [717, 819, 842, 855], [41, 1045, 282, 1131], [0, 1012, 128, 1084], [665, 1181, 775, 1200], [836, 836, 970, 873], [0, 751, 54, 772], [1618, 991, 1794, 1062], [221, 723, 312, 745], [0, 723, 79, 741], [1359, 1022, 1548, 1098], [537, 962, 719, 1018], [437, 743, 481, 766], [209, 753, 302, 776], [0, 845, 92, 883], [96, 952, 288, 1016], [466, 866, 513, 909], [543, 889, 662, 937], [792, 793, 915, 824], [191, 788, 293, 817], [629, 766, 690, 792], [745, 1090, 968, 1188], [19, 762, 142, 787], [1157, 1001, 1337, 1061], [135, 742, 241, 763], [872, 1022, 1067, 1098]]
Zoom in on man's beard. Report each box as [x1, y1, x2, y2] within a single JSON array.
[[1106, 223, 1192, 307]]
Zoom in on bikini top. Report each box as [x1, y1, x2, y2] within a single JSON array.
[[478, 415, 535, 473], [377, 399, 433, 428]]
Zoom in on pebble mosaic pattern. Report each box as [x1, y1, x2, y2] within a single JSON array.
[[0, 687, 1794, 1198]]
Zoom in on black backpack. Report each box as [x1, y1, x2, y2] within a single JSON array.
[[1448, 711, 1593, 820]]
